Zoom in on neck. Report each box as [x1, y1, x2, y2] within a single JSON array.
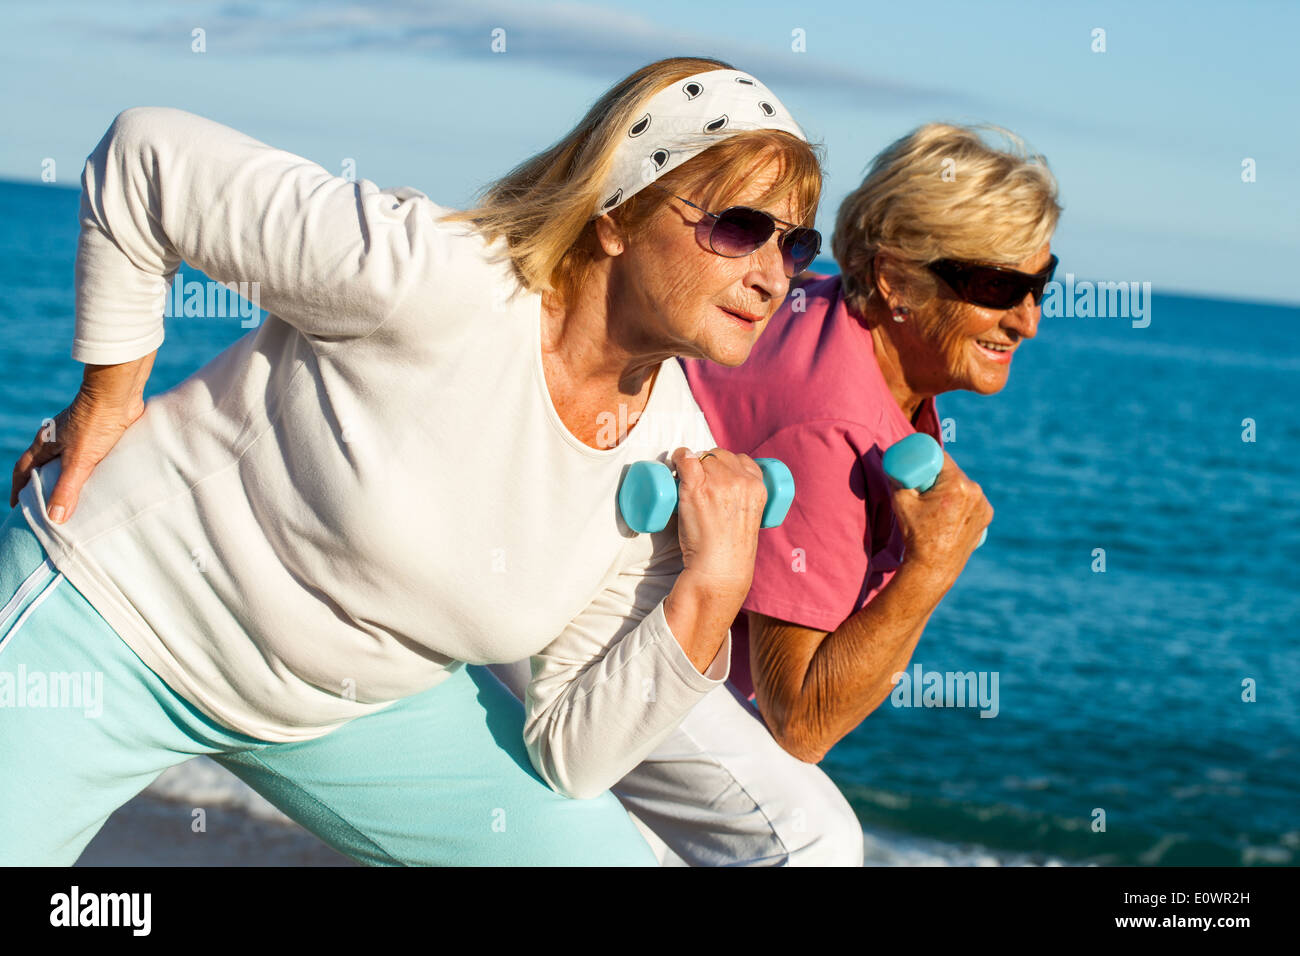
[[540, 271, 663, 397], [539, 271, 667, 449], [859, 296, 933, 424]]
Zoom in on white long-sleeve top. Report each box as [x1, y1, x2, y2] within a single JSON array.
[[17, 107, 731, 800]]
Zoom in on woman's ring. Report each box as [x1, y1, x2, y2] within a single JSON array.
[[698, 452, 718, 463]]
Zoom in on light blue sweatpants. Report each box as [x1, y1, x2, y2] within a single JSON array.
[[0, 506, 656, 866]]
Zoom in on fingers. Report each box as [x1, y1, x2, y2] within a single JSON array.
[[670, 447, 767, 508], [669, 446, 701, 477], [10, 447, 36, 508], [934, 450, 968, 484], [891, 446, 991, 566], [670, 447, 761, 478], [9, 427, 60, 509], [934, 450, 984, 500], [10, 444, 37, 506], [669, 446, 732, 480], [46, 456, 96, 524]]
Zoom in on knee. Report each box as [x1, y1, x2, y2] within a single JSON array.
[[775, 766, 864, 867]]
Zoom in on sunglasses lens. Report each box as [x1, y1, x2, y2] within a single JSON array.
[[963, 272, 1028, 310], [1032, 256, 1059, 303], [934, 256, 1058, 309], [780, 228, 821, 277], [710, 207, 775, 257]]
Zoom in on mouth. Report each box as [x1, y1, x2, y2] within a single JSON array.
[[973, 338, 1016, 364], [718, 306, 762, 327]]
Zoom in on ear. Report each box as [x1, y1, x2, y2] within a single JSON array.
[[593, 211, 627, 257], [873, 251, 900, 303]]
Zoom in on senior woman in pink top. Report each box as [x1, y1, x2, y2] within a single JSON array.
[[598, 123, 1061, 865]]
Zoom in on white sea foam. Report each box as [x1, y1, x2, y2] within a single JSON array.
[[862, 827, 1079, 867]]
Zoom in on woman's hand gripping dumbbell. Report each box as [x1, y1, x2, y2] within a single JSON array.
[[618, 454, 795, 534], [619, 449, 794, 607], [882, 433, 991, 588]]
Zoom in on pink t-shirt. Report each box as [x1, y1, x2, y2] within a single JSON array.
[[677, 273, 943, 700]]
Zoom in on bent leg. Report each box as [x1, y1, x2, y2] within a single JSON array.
[[0, 509, 260, 865], [213, 664, 658, 866], [610, 681, 866, 867], [488, 655, 864, 866]]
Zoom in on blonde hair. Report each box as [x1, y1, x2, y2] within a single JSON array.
[[831, 123, 1061, 316], [439, 56, 824, 307]]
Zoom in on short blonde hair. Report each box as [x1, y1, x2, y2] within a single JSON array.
[[831, 123, 1061, 316], [439, 56, 824, 307]]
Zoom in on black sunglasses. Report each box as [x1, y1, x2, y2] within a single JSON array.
[[649, 183, 821, 278], [926, 254, 1059, 310]]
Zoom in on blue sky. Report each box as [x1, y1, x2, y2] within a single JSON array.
[[3, 0, 1297, 304]]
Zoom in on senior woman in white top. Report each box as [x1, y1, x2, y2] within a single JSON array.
[[1, 57, 824, 865]]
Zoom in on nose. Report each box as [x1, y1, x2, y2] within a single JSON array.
[[745, 233, 789, 302], [1005, 293, 1041, 340]]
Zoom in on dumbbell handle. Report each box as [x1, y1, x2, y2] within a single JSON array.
[[618, 457, 795, 535], [881, 433, 987, 548]]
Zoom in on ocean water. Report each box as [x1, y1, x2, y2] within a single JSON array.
[[2, 178, 1297, 865]]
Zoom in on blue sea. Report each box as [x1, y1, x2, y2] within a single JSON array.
[[2, 178, 1297, 866]]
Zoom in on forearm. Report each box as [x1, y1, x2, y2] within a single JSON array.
[[662, 569, 740, 674], [780, 562, 948, 761], [80, 352, 157, 409], [523, 583, 732, 800]]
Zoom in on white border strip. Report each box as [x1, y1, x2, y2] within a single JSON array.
[[0, 567, 62, 658], [0, 558, 57, 633]]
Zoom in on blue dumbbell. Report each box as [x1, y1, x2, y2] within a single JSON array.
[[881, 433, 987, 548], [618, 457, 795, 535]]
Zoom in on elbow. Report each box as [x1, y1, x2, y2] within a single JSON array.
[[540, 755, 606, 801], [540, 766, 608, 802], [757, 681, 831, 764], [556, 779, 607, 802], [111, 105, 181, 132], [105, 107, 158, 150], [762, 699, 829, 764], [85, 108, 164, 192], [771, 720, 829, 765], [112, 105, 152, 128], [99, 107, 186, 167], [522, 724, 609, 801]]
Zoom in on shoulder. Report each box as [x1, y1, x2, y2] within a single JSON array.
[[420, 201, 508, 266], [384, 199, 531, 319], [386, 196, 512, 271]]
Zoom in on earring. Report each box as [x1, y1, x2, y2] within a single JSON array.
[[891, 306, 909, 323]]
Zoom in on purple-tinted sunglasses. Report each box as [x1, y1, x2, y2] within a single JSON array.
[[649, 183, 821, 278]]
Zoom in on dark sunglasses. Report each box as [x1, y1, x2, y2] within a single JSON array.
[[649, 183, 821, 278], [926, 254, 1059, 310]]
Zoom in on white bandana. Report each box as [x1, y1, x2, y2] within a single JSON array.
[[591, 68, 807, 219]]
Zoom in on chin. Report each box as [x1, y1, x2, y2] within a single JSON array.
[[717, 346, 754, 367], [697, 333, 756, 368], [968, 373, 1010, 395]]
